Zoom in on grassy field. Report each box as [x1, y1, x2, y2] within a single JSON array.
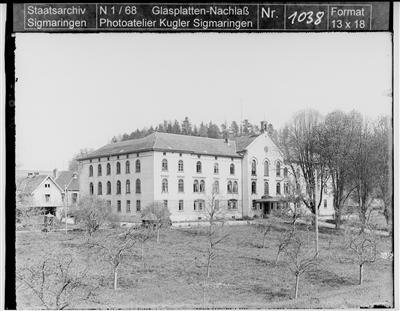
[[16, 219, 393, 309]]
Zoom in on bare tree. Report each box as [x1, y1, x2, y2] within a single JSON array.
[[89, 229, 147, 291], [16, 253, 98, 309], [75, 195, 118, 241], [275, 226, 296, 266], [320, 110, 362, 229], [339, 230, 379, 285], [278, 109, 328, 255], [374, 115, 392, 231], [68, 148, 94, 173], [124, 225, 154, 268], [198, 188, 230, 278], [141, 201, 171, 243], [255, 217, 272, 249], [348, 118, 381, 233], [282, 231, 320, 299]]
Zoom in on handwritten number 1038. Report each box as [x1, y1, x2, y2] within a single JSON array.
[[288, 11, 324, 25]]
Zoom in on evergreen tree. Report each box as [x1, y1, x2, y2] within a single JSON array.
[[121, 133, 130, 141], [181, 117, 192, 135], [207, 121, 221, 138], [230, 121, 239, 137], [221, 120, 229, 139], [199, 122, 208, 137], [172, 120, 181, 134]]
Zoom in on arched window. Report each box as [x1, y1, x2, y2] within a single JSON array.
[[89, 165, 93, 177], [251, 181, 257, 194], [233, 181, 238, 193], [213, 180, 219, 193], [126, 180, 131, 193], [136, 179, 141, 193], [116, 180, 121, 194], [284, 183, 289, 194], [276, 182, 281, 194], [126, 161, 130, 173], [162, 159, 168, 171], [230, 164, 235, 175], [276, 162, 281, 177], [178, 160, 184, 172], [116, 162, 121, 174], [264, 181, 269, 195], [107, 163, 111, 175], [284, 167, 288, 178], [136, 159, 141, 173], [196, 161, 202, 173], [162, 179, 168, 192], [227, 181, 232, 193], [214, 163, 219, 174], [98, 164, 102, 176], [264, 161, 269, 176], [98, 182, 102, 195], [107, 181, 111, 194], [251, 160, 257, 175], [200, 180, 205, 193], [178, 179, 184, 192], [193, 180, 199, 192], [228, 199, 238, 210], [89, 182, 93, 194]]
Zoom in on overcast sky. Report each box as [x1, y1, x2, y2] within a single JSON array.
[[15, 32, 392, 171]]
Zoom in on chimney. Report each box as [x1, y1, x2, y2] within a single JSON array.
[[28, 172, 33, 177], [225, 138, 230, 146], [260, 121, 268, 133], [72, 172, 78, 179], [53, 168, 58, 179], [34, 172, 39, 176]]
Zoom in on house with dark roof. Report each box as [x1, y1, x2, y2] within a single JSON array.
[[78, 123, 334, 222], [16, 173, 64, 216], [53, 169, 80, 207]]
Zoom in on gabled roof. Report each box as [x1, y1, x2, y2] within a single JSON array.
[[16, 175, 62, 195], [54, 171, 79, 191], [79, 132, 241, 160], [231, 135, 259, 152]]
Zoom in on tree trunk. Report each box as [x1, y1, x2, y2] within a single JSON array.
[[206, 249, 211, 278], [294, 274, 300, 299], [335, 207, 342, 229], [157, 228, 160, 243], [315, 212, 319, 257], [359, 264, 363, 285], [114, 268, 118, 290]]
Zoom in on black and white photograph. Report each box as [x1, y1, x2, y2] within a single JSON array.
[[11, 2, 395, 309]]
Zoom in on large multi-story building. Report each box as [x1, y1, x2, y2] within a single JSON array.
[[78, 126, 334, 222]]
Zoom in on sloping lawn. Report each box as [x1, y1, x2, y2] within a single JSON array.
[[16, 221, 393, 309]]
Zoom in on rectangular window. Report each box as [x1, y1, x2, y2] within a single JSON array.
[[179, 200, 184, 211], [127, 200, 131, 212], [45, 194, 50, 202], [136, 200, 141, 212], [117, 200, 121, 212], [107, 200, 111, 208], [324, 199, 327, 208], [163, 200, 168, 209]]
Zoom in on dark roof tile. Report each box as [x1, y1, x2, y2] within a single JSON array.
[[54, 171, 80, 191], [79, 132, 241, 160], [16, 175, 48, 194]]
